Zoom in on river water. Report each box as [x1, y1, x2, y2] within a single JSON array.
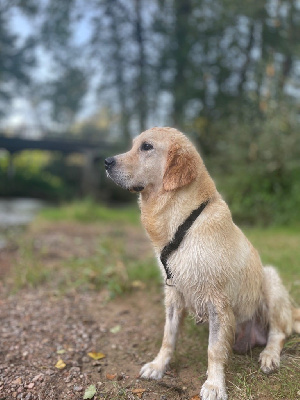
[[0, 198, 45, 249]]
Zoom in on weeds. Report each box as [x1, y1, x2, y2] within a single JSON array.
[[9, 206, 160, 297]]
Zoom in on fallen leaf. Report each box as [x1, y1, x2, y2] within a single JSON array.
[[190, 395, 200, 400], [55, 359, 66, 369], [131, 280, 146, 289], [110, 325, 121, 334], [132, 388, 146, 398], [106, 373, 117, 380], [56, 349, 66, 354], [87, 352, 105, 360], [83, 384, 97, 399]]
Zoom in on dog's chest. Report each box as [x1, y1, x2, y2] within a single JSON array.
[[160, 245, 214, 323]]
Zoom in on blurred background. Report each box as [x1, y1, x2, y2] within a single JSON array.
[[1, 0, 300, 225], [1, 4, 300, 398]]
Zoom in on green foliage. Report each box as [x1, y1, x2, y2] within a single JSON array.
[[0, 148, 136, 202], [0, 150, 70, 199], [207, 104, 300, 226], [216, 164, 300, 226]]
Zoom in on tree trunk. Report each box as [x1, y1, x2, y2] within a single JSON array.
[[134, 0, 147, 132], [172, 0, 192, 127]]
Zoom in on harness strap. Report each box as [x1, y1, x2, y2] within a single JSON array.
[[160, 200, 209, 286]]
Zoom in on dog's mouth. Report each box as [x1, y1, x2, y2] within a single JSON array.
[[128, 186, 144, 193], [106, 171, 144, 193]]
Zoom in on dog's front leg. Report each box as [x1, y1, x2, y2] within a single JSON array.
[[200, 302, 235, 400], [140, 288, 185, 379]]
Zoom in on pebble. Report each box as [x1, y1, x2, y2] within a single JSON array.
[[25, 394, 32, 400], [12, 377, 22, 385], [73, 385, 83, 392], [45, 369, 55, 375], [27, 382, 34, 389], [69, 366, 81, 374], [82, 356, 89, 363], [32, 374, 43, 382], [71, 360, 80, 367]]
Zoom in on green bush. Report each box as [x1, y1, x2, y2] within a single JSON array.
[[216, 165, 300, 226], [0, 151, 72, 199], [205, 104, 300, 226]]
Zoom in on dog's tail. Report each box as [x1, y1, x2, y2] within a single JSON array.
[[292, 307, 300, 334]]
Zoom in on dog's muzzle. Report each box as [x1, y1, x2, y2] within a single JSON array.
[[104, 157, 144, 193]]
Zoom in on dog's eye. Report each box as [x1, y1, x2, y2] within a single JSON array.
[[140, 142, 153, 151]]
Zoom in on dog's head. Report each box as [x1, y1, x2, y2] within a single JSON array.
[[105, 127, 200, 194]]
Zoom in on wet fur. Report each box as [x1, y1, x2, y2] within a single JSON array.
[[107, 127, 300, 400]]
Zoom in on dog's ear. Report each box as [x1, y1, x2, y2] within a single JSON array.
[[163, 143, 197, 191]]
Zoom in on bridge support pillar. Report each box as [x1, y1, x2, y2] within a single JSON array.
[[81, 150, 101, 197], [7, 152, 15, 180]]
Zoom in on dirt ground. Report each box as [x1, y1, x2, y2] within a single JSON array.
[[0, 286, 199, 400], [0, 222, 205, 400], [0, 222, 299, 400]]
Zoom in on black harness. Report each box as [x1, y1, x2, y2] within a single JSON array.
[[160, 200, 209, 286]]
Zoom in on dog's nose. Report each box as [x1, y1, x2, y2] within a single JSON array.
[[105, 157, 116, 170]]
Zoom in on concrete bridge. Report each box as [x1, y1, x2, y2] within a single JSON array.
[[0, 134, 118, 195], [0, 135, 113, 154]]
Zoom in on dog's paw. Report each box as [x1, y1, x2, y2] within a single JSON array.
[[140, 361, 165, 380], [259, 349, 280, 374], [200, 380, 228, 400]]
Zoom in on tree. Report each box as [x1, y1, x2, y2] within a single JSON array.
[[0, 1, 37, 120], [45, 66, 87, 130]]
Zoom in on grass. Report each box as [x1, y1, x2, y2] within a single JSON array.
[[8, 199, 156, 297], [39, 198, 140, 225], [245, 226, 300, 303], [10, 225, 160, 298], [8, 201, 300, 304]]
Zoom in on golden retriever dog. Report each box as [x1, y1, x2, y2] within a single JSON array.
[[105, 127, 300, 400]]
